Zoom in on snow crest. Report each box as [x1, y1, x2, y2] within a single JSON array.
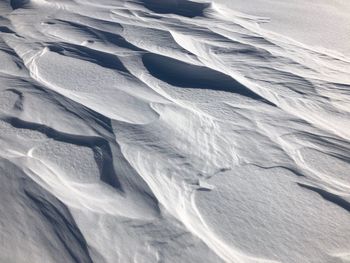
[[0, 0, 350, 262]]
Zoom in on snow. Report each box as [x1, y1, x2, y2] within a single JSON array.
[[0, 0, 349, 262]]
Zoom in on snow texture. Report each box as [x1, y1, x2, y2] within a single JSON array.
[[0, 0, 350, 262]]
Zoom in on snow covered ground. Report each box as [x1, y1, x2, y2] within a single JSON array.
[[215, 0, 350, 56], [0, 0, 349, 262]]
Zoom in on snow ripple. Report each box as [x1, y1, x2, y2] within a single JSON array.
[[0, 0, 349, 262]]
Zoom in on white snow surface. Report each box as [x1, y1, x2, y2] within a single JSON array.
[[0, 0, 350, 262]]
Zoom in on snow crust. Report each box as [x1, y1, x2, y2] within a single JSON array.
[[0, 0, 349, 262]]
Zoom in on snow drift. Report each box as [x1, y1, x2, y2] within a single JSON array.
[[0, 0, 350, 262]]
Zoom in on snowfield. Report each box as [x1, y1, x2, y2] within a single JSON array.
[[0, 0, 350, 262]]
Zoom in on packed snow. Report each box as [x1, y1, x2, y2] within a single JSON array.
[[0, 0, 349, 262]]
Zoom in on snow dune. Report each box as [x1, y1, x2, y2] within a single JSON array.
[[0, 0, 350, 262]]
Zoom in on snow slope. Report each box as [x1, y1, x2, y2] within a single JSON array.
[[214, 0, 350, 56], [0, 0, 349, 262]]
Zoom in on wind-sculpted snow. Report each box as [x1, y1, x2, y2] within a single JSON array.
[[136, 0, 210, 18], [0, 0, 350, 262]]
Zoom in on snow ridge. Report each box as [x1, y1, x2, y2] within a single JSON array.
[[0, 0, 350, 262]]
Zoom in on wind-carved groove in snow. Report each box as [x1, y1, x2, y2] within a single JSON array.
[[2, 116, 161, 220], [169, 22, 350, 141], [1, 0, 350, 262], [115, 103, 278, 263], [22, 46, 163, 124]]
